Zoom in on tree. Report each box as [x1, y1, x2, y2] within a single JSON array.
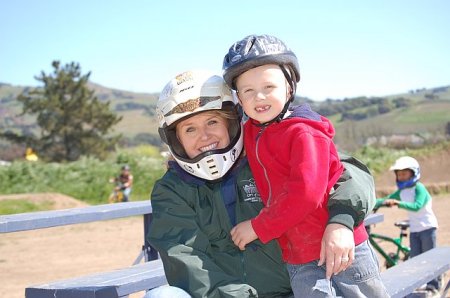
[[4, 61, 122, 162]]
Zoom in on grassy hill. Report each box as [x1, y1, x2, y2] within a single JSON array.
[[0, 82, 161, 148], [304, 85, 450, 151], [1, 82, 449, 154]]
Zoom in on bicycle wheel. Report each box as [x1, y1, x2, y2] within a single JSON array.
[[116, 191, 124, 202], [108, 192, 117, 203], [385, 252, 398, 268]]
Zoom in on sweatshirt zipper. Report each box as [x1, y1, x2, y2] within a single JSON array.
[[255, 126, 273, 207], [256, 123, 294, 263]]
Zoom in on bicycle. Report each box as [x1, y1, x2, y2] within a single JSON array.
[[366, 203, 411, 268], [108, 187, 125, 203], [108, 179, 125, 203]]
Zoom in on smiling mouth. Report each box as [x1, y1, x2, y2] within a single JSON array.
[[199, 142, 218, 152], [255, 105, 270, 112]]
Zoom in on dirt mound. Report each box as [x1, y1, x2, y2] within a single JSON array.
[[0, 192, 89, 210]]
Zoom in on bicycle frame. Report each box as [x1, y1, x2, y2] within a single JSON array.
[[368, 223, 411, 268]]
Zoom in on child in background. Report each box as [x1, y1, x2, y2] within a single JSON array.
[[222, 34, 388, 297], [376, 156, 440, 294], [110, 165, 133, 202]]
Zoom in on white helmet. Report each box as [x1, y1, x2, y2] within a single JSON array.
[[157, 70, 243, 181], [389, 156, 421, 181]]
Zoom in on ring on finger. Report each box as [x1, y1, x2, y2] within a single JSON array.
[[341, 257, 349, 262]]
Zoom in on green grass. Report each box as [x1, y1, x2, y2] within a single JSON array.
[[395, 102, 450, 124], [0, 199, 54, 215], [0, 145, 166, 206]]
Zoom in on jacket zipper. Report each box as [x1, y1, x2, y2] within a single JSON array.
[[255, 126, 272, 207], [240, 252, 247, 283], [256, 124, 294, 263]]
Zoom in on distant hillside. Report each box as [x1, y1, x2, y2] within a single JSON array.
[[300, 85, 450, 151], [1, 82, 449, 153], [0, 82, 161, 149]]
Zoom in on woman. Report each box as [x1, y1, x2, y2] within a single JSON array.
[[145, 70, 376, 298]]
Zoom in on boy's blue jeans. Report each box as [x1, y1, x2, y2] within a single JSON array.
[[410, 227, 440, 290], [287, 240, 389, 297]]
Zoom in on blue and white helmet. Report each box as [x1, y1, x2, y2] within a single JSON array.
[[390, 156, 421, 189], [222, 34, 300, 90], [156, 70, 243, 181], [222, 34, 300, 123]]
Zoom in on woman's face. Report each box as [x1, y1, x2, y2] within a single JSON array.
[[176, 111, 230, 159]]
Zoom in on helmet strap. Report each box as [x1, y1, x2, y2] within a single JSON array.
[[279, 65, 296, 99]]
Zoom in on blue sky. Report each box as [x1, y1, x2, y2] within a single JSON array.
[[1, 1, 449, 101]]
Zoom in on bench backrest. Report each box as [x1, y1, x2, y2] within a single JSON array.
[[0, 201, 152, 233], [381, 246, 450, 298]]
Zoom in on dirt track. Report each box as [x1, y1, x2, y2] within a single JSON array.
[[1, 149, 449, 298]]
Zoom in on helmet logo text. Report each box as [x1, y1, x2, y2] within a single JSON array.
[[164, 96, 221, 117]]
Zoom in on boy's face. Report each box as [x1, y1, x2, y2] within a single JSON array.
[[395, 169, 414, 181], [235, 64, 290, 124], [176, 111, 230, 159]]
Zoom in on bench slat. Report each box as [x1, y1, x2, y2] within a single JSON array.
[[381, 246, 450, 298], [25, 259, 167, 298], [1, 204, 380, 233], [0, 201, 152, 233], [363, 213, 384, 226]]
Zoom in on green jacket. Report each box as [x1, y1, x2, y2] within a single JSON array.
[[148, 154, 375, 298], [375, 181, 430, 211]]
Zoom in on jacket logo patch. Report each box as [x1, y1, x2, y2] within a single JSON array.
[[242, 178, 261, 202]]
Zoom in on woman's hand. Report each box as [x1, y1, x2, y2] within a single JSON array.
[[318, 223, 355, 279]]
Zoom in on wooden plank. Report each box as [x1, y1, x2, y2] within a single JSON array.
[[381, 246, 450, 298], [2, 201, 380, 233], [25, 259, 167, 298], [0, 201, 152, 233], [363, 213, 384, 226]]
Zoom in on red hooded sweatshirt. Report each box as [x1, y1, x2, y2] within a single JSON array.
[[246, 105, 368, 264]]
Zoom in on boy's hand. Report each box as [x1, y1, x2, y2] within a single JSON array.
[[318, 223, 355, 279], [230, 220, 258, 250], [385, 199, 399, 207]]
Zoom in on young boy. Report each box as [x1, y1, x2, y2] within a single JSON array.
[[222, 34, 388, 297], [376, 156, 440, 294]]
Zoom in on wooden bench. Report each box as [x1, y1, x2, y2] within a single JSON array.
[[0, 201, 158, 263], [0, 201, 165, 298], [364, 213, 384, 226], [22, 247, 450, 298], [2, 204, 447, 298], [25, 259, 167, 298], [381, 246, 450, 298]]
